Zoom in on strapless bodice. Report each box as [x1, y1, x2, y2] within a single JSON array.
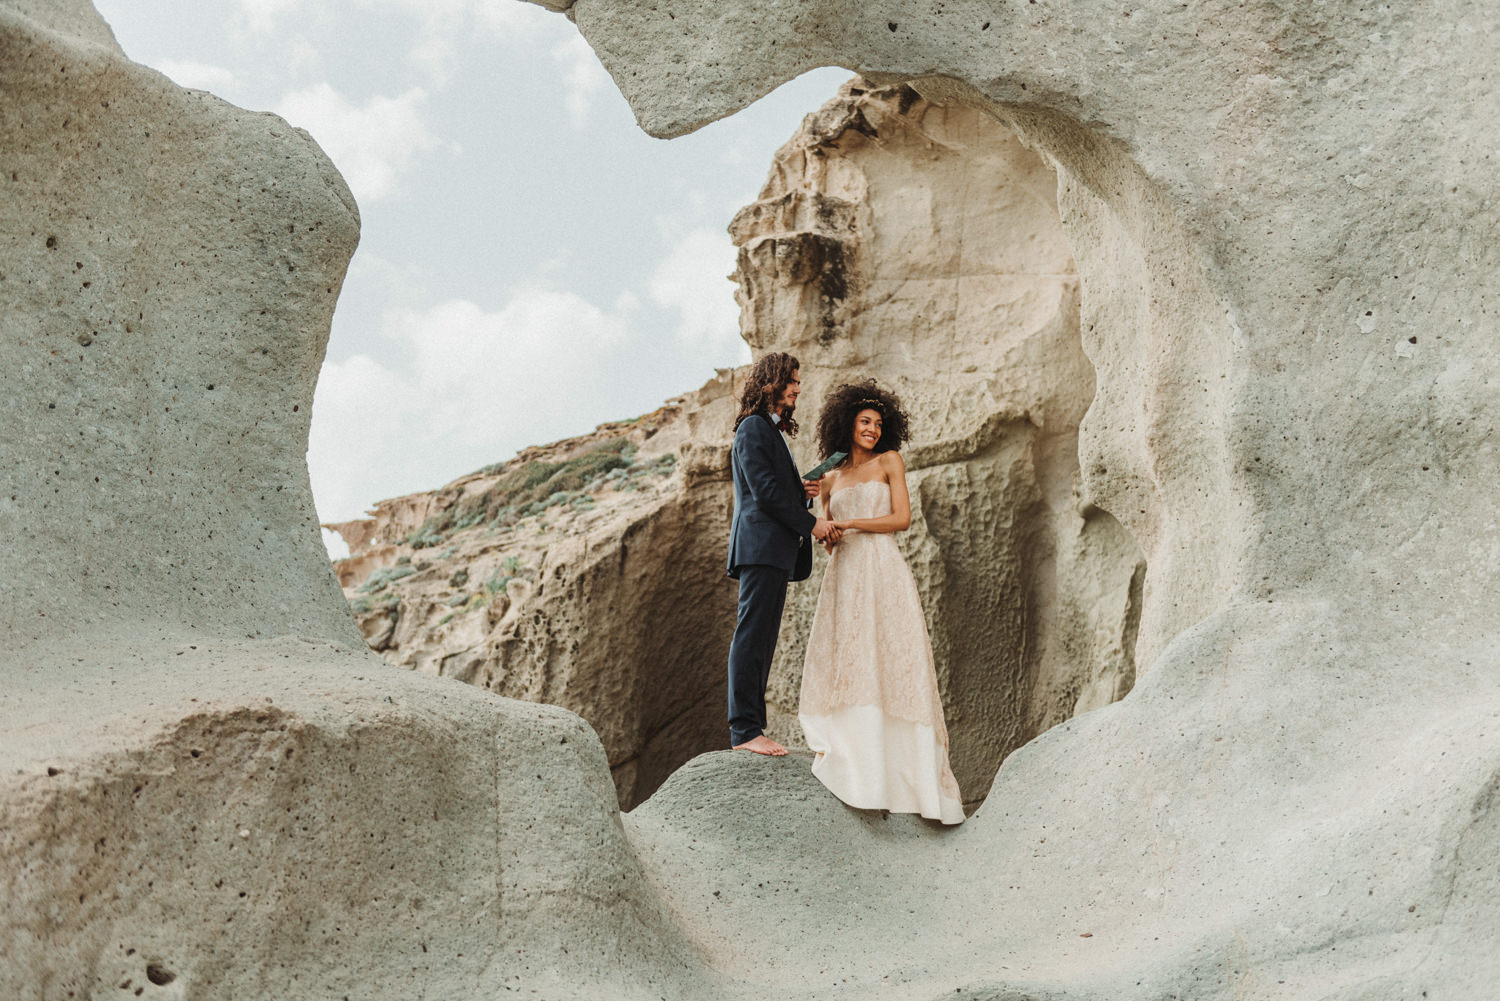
[[829, 479, 891, 521]]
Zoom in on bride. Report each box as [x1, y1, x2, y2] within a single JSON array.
[[799, 380, 965, 824]]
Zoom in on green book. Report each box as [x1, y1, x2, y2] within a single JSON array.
[[802, 451, 847, 481]]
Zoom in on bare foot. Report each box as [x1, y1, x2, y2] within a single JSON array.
[[732, 735, 788, 756]]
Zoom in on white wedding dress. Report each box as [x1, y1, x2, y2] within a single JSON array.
[[798, 480, 965, 824]]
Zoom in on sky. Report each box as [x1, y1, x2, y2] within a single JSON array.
[[92, 0, 849, 555]]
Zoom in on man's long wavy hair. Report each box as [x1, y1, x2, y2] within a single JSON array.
[[733, 352, 801, 436]]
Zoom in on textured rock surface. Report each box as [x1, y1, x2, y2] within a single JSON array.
[[1, 1, 361, 654], [332, 81, 1142, 810], [330, 398, 736, 809], [7, 0, 1500, 998], [561, 0, 1500, 996], [735, 81, 1144, 801], [1, 639, 705, 1001]]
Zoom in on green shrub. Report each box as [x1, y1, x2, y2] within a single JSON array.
[[404, 439, 643, 542], [358, 564, 418, 594], [405, 524, 449, 549], [446, 439, 636, 529]]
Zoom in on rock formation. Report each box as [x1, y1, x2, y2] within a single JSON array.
[[4, 0, 1499, 999], [329, 79, 1143, 810], [329, 398, 739, 809], [733, 81, 1144, 801], [0, 1, 360, 652], [566, 0, 1500, 995], [1, 5, 685, 998]]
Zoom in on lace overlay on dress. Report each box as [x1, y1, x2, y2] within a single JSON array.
[[798, 481, 957, 802]]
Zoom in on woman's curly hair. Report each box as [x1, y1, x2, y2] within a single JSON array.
[[816, 379, 911, 460], [734, 352, 802, 436]]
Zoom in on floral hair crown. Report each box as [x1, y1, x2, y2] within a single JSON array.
[[853, 397, 884, 411]]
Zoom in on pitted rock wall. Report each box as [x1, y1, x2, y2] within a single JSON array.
[[737, 81, 1144, 803], [6, 0, 1500, 998], [1, 3, 361, 653]]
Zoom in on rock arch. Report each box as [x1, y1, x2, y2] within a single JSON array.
[[4, 2, 1499, 998]]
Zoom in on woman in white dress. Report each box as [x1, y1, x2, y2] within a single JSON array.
[[799, 381, 965, 824]]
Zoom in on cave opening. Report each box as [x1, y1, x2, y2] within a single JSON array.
[[324, 72, 1151, 815]]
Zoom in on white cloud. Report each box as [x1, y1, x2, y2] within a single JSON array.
[[648, 227, 746, 363], [273, 84, 437, 203], [408, 34, 458, 86], [152, 59, 236, 94], [552, 34, 610, 127], [390, 292, 629, 444], [239, 0, 301, 34], [286, 35, 324, 78], [308, 352, 414, 523], [309, 289, 634, 523], [321, 528, 351, 560], [471, 0, 557, 37], [349, 0, 558, 84]]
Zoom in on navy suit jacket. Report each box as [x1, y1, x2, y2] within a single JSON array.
[[726, 412, 816, 581]]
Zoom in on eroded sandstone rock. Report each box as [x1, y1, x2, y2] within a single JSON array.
[[735, 80, 1144, 802], [8, 0, 1500, 997], [1, 1, 361, 653], [328, 397, 733, 809], [560, 0, 1500, 995]]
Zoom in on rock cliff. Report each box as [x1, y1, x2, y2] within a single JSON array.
[[732, 81, 1144, 798], [329, 396, 736, 809], [330, 79, 1143, 810]]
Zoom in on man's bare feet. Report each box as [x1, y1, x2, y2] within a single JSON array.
[[732, 735, 788, 756]]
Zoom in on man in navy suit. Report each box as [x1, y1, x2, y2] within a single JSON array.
[[725, 352, 835, 756]]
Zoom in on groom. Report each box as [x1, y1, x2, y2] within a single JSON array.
[[725, 352, 835, 756]]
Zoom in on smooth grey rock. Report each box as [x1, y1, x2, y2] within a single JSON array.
[[1, 638, 702, 1001], [5, 0, 1500, 998], [1, 1, 361, 654], [557, 0, 1500, 996]]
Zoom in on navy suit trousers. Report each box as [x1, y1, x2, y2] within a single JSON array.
[[727, 564, 789, 745]]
